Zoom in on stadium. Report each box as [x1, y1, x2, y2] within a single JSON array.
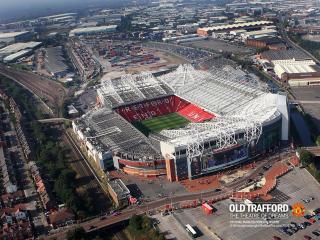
[[72, 64, 289, 181]]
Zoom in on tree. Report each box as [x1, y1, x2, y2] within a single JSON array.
[[299, 149, 315, 167], [129, 214, 143, 230], [67, 226, 88, 240], [316, 135, 320, 146]]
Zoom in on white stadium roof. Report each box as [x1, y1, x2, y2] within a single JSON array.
[[97, 64, 287, 158]]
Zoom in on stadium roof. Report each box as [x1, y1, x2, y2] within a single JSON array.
[[97, 64, 285, 152], [97, 72, 173, 107], [75, 108, 162, 160], [158, 65, 282, 148]]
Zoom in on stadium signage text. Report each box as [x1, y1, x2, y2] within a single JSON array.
[[229, 203, 289, 213]]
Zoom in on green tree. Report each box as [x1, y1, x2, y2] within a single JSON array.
[[299, 149, 315, 167], [129, 214, 143, 230], [67, 226, 88, 240], [316, 135, 320, 146]]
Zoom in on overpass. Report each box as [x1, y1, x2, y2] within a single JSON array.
[[38, 118, 71, 123], [290, 100, 320, 105], [303, 146, 320, 156]]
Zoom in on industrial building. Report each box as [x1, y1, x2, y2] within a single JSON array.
[[197, 21, 273, 36], [3, 50, 32, 63], [245, 36, 286, 50], [273, 59, 320, 86], [69, 25, 117, 37], [0, 31, 34, 44], [107, 178, 131, 207], [0, 41, 42, 61], [260, 49, 312, 62]]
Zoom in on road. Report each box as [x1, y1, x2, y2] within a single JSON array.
[[47, 154, 284, 240], [277, 16, 319, 64], [38, 118, 71, 123]]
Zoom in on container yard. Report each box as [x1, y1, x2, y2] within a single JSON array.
[[99, 42, 161, 68], [77, 39, 186, 74]]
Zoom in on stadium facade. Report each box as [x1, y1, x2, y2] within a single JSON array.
[[72, 64, 289, 181]]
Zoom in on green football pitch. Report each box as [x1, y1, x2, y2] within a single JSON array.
[[141, 113, 190, 133]]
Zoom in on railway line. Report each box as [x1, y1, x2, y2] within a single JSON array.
[[0, 64, 68, 116], [63, 131, 110, 211]]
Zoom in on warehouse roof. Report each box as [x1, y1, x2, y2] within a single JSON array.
[[0, 31, 29, 39], [198, 21, 273, 32], [0, 42, 42, 55], [3, 49, 31, 62], [69, 25, 117, 36], [108, 179, 130, 200], [273, 60, 317, 74], [261, 49, 311, 61]]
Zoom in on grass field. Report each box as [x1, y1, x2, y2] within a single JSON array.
[[141, 113, 190, 133]]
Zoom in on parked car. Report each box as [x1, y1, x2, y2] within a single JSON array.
[[312, 231, 320, 236]]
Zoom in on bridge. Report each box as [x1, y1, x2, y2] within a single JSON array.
[[38, 118, 71, 123], [290, 100, 320, 105], [303, 146, 320, 156]]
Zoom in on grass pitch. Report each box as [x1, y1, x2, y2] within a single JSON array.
[[141, 113, 190, 133]]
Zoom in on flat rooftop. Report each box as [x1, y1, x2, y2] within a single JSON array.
[[199, 21, 273, 32], [262, 49, 311, 61], [0, 41, 41, 55], [108, 179, 130, 199], [0, 31, 29, 39]]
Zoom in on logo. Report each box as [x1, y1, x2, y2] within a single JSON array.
[[292, 202, 305, 217]]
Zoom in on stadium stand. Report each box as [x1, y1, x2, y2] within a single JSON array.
[[178, 104, 214, 122], [115, 96, 190, 122]]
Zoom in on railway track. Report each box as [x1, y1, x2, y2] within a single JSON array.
[[63, 132, 101, 191], [63, 131, 111, 212], [0, 64, 68, 116]]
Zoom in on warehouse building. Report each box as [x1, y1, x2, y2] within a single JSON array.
[[107, 179, 130, 207], [0, 31, 34, 44], [3, 49, 32, 63], [273, 59, 320, 86], [197, 21, 273, 36], [0, 41, 42, 59], [69, 25, 117, 37], [260, 49, 312, 62], [246, 36, 286, 50]]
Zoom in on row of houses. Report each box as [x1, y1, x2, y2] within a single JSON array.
[[28, 161, 55, 210]]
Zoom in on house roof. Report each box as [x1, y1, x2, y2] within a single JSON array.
[[48, 209, 75, 224]]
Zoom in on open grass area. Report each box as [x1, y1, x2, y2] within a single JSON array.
[[142, 112, 190, 133]]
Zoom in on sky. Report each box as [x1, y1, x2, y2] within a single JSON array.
[[0, 0, 128, 23]]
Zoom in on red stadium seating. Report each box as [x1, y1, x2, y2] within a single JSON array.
[[115, 96, 189, 122], [178, 104, 214, 122], [115, 95, 214, 123]]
